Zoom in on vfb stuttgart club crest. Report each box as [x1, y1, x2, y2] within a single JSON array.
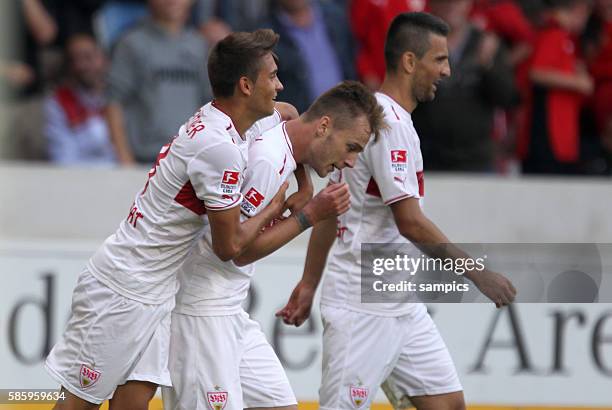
[[79, 364, 101, 389], [207, 386, 228, 410], [349, 384, 369, 408]]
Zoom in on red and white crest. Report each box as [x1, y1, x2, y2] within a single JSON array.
[[207, 389, 228, 410], [349, 385, 369, 408], [245, 187, 265, 207], [391, 150, 407, 163], [79, 364, 101, 389], [222, 170, 240, 185]]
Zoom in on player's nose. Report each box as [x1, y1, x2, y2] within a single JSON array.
[[344, 157, 356, 169], [275, 78, 284, 92]]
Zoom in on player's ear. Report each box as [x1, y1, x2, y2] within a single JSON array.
[[317, 115, 331, 138], [401, 51, 416, 75], [237, 76, 253, 97]]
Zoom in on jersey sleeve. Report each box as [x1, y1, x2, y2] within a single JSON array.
[[239, 157, 281, 217], [365, 122, 420, 205], [187, 142, 245, 210]]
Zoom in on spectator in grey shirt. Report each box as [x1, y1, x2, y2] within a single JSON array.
[[106, 0, 211, 165]]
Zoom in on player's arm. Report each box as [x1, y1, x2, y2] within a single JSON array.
[[233, 182, 348, 266], [276, 215, 337, 326], [390, 198, 516, 307], [105, 102, 135, 165], [207, 185, 287, 261], [283, 164, 314, 214], [274, 101, 299, 121], [191, 143, 287, 261]]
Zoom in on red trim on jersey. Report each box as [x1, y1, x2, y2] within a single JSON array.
[[391, 106, 401, 121], [205, 194, 242, 210], [384, 193, 413, 205], [279, 154, 287, 175], [174, 181, 207, 215], [211, 100, 242, 141], [365, 177, 382, 197], [416, 171, 425, 197], [281, 122, 294, 154]]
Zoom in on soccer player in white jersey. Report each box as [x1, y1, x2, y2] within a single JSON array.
[[163, 81, 386, 410], [277, 13, 517, 410], [44, 30, 312, 410]]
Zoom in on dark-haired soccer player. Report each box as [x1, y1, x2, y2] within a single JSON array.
[[278, 13, 516, 410], [45, 29, 318, 410]]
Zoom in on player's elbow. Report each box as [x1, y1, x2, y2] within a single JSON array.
[[213, 243, 241, 262], [232, 254, 251, 267], [397, 216, 426, 242]]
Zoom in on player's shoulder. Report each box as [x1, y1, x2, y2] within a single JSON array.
[[249, 122, 288, 164], [375, 93, 412, 128]]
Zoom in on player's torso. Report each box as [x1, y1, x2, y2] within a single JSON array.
[[88, 103, 249, 304], [322, 92, 425, 316], [175, 121, 295, 316]]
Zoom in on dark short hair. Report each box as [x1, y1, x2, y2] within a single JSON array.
[[303, 81, 386, 141], [208, 29, 279, 98], [385, 12, 450, 72]]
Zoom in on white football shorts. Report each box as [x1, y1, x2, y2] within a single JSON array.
[[45, 269, 174, 404], [162, 310, 297, 410], [319, 304, 462, 410]]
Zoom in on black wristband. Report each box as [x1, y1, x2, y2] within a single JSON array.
[[294, 210, 312, 231]]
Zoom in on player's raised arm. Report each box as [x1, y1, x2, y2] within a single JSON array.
[[207, 181, 288, 261], [275, 101, 300, 121], [233, 182, 349, 266], [283, 164, 314, 214]]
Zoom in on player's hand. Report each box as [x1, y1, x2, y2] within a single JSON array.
[[302, 183, 350, 225], [471, 269, 517, 308], [276, 280, 316, 326]]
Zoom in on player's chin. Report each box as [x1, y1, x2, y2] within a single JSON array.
[[314, 166, 329, 178]]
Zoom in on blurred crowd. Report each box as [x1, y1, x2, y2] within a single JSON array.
[[1, 0, 611, 175]]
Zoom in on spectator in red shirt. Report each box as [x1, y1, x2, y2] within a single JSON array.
[[585, 0, 612, 161], [350, 0, 427, 90], [521, 0, 593, 174]]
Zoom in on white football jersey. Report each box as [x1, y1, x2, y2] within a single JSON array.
[[87, 103, 281, 304], [175, 122, 297, 316], [321, 92, 425, 316]]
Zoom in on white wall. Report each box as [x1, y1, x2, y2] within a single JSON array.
[[1, 163, 612, 406]]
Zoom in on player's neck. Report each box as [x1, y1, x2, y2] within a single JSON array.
[[283, 117, 312, 164], [380, 78, 417, 114], [212, 98, 258, 138]]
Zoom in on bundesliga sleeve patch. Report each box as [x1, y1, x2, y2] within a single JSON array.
[[390, 150, 408, 173], [220, 170, 240, 194], [241, 187, 265, 214]]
